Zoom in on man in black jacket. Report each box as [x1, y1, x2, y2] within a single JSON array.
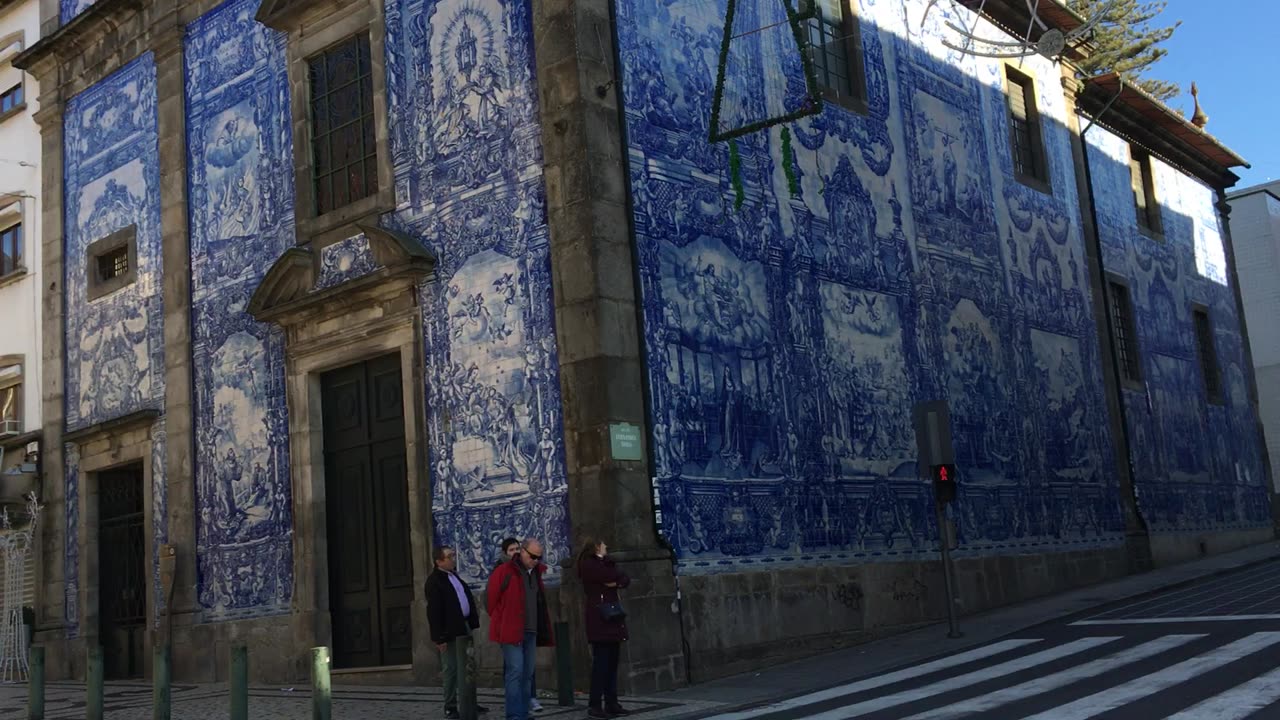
[[427, 545, 487, 718]]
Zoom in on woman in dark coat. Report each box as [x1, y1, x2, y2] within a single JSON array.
[[578, 538, 631, 718]]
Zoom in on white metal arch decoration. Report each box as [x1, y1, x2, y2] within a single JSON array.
[[922, 0, 1120, 61]]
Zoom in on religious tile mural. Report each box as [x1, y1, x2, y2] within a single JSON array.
[[1085, 126, 1270, 533], [63, 54, 164, 432], [62, 443, 79, 638], [316, 234, 380, 289], [185, 0, 295, 619], [384, 0, 570, 585], [60, 0, 97, 25], [617, 0, 1127, 573]]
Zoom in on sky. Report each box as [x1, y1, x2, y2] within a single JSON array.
[[1152, 0, 1277, 189]]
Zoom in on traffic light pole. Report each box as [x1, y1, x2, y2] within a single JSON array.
[[934, 496, 963, 639]]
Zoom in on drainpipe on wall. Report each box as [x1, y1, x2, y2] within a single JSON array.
[[604, 0, 695, 687], [1214, 189, 1280, 535], [1066, 74, 1152, 568]]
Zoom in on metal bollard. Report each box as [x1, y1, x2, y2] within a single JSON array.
[[230, 646, 248, 720], [554, 621, 574, 707], [311, 647, 331, 720], [87, 646, 104, 720], [153, 646, 171, 720], [456, 636, 476, 720], [27, 646, 44, 720]]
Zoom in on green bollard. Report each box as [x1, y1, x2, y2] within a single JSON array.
[[27, 645, 44, 720], [87, 645, 104, 720], [456, 635, 476, 720], [311, 647, 331, 720], [230, 646, 248, 720], [153, 646, 171, 720], [555, 621, 574, 707]]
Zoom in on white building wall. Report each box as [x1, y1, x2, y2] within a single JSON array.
[[1228, 185, 1280, 490], [0, 0, 42, 440]]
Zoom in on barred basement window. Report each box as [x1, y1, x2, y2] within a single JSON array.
[[1193, 307, 1223, 404], [806, 0, 867, 111], [1005, 67, 1049, 188], [308, 34, 378, 216], [1108, 280, 1142, 385]]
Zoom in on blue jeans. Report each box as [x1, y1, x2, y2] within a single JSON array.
[[502, 632, 537, 720]]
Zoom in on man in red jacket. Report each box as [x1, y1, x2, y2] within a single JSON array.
[[487, 538, 553, 720]]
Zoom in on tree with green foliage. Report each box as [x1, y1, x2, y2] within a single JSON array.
[[1067, 0, 1181, 101]]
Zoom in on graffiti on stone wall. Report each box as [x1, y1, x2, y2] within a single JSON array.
[[186, 0, 295, 618], [387, 0, 570, 585], [618, 0, 1128, 573]]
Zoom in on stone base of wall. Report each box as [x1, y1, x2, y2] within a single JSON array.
[[1149, 527, 1275, 569], [676, 546, 1133, 683]]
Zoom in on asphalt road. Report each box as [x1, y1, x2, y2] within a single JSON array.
[[700, 559, 1280, 719]]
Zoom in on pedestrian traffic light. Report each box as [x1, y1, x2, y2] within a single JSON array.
[[932, 463, 957, 503]]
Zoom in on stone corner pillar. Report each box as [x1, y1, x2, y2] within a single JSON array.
[[531, 0, 688, 694]]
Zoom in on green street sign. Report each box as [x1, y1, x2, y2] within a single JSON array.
[[609, 422, 643, 462]]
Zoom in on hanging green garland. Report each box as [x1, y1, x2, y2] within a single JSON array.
[[780, 127, 799, 197], [708, 0, 823, 211], [729, 138, 745, 210]]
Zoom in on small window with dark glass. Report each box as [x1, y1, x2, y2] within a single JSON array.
[[86, 225, 138, 300], [0, 223, 21, 275], [1193, 307, 1223, 404], [0, 84, 23, 115], [1129, 146, 1162, 236], [1108, 280, 1142, 385], [308, 34, 378, 216], [807, 0, 867, 110], [1005, 67, 1049, 188]]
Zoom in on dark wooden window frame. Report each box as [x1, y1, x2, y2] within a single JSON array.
[[1004, 65, 1051, 192], [807, 0, 868, 114], [1106, 275, 1144, 388], [1129, 145, 1164, 239], [306, 33, 379, 217], [1192, 304, 1224, 405], [86, 225, 138, 301]]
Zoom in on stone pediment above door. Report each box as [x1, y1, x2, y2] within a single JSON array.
[[248, 224, 436, 332]]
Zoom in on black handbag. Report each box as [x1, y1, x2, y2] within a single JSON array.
[[599, 594, 626, 622]]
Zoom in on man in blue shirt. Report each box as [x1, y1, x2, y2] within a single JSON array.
[[427, 546, 489, 718]]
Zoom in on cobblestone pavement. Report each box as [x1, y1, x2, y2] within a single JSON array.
[[0, 682, 724, 719]]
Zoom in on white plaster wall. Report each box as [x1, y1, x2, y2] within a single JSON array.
[[1228, 188, 1280, 490], [0, 0, 43, 434]]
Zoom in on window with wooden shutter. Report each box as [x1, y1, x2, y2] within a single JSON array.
[[1193, 307, 1223, 404], [1129, 146, 1162, 237], [1005, 67, 1049, 188]]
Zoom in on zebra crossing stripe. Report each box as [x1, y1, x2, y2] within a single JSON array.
[[791, 636, 1121, 719], [697, 638, 1042, 720], [1162, 665, 1280, 720], [899, 634, 1205, 720], [1020, 631, 1280, 720]]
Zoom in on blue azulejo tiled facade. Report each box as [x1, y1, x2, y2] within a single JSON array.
[[383, 0, 570, 584], [616, 0, 1269, 576], [1085, 127, 1271, 533], [27, 0, 1272, 686], [185, 0, 295, 620]]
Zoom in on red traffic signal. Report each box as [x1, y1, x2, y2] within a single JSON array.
[[931, 463, 957, 484]]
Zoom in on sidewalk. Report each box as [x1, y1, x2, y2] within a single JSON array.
[[0, 683, 726, 719], [657, 539, 1280, 719], [3, 540, 1277, 719]]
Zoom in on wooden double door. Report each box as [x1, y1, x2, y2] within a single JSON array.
[[321, 354, 413, 668]]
